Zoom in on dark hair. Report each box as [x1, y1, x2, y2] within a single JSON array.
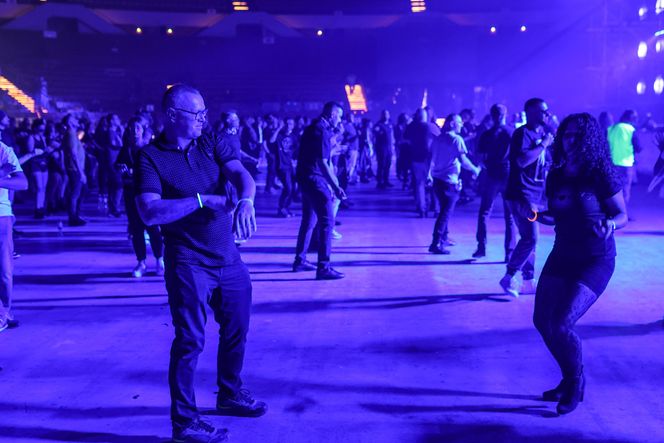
[[619, 109, 637, 124], [322, 101, 343, 117], [123, 117, 144, 146], [442, 113, 460, 131], [162, 84, 201, 112], [490, 104, 507, 120], [31, 118, 45, 131], [524, 97, 545, 111], [551, 113, 619, 183], [61, 113, 74, 127]]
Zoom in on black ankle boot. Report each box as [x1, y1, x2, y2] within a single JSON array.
[[557, 373, 585, 415]]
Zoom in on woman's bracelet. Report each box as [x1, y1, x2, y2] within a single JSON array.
[[196, 193, 203, 209], [237, 198, 254, 206]]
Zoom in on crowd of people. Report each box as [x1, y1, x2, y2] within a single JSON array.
[[0, 85, 662, 442]]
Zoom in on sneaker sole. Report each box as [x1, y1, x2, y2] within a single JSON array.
[[499, 282, 520, 298], [215, 406, 267, 418]]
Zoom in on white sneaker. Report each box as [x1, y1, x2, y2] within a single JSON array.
[[520, 279, 538, 295], [499, 274, 520, 298], [0, 313, 7, 332], [331, 229, 343, 240], [155, 257, 165, 276], [132, 261, 147, 278]]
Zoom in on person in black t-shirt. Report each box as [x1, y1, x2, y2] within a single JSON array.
[[293, 102, 347, 280], [276, 117, 297, 217], [134, 85, 265, 443], [532, 113, 627, 415], [404, 108, 437, 217], [115, 117, 164, 278], [263, 114, 282, 194], [373, 110, 395, 189], [473, 104, 517, 260], [500, 98, 555, 297]]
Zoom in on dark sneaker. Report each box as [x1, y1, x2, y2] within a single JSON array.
[[472, 247, 486, 258], [68, 218, 86, 227], [216, 389, 267, 418], [293, 259, 317, 272], [428, 244, 450, 255], [172, 417, 228, 443], [316, 267, 345, 280]]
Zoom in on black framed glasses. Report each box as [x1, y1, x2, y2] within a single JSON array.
[[172, 107, 208, 122]]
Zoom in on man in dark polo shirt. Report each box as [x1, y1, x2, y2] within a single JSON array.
[[293, 101, 347, 280], [500, 97, 554, 298], [135, 85, 265, 443], [473, 104, 516, 261]]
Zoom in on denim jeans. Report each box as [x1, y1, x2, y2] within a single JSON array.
[[476, 173, 516, 255], [0, 216, 13, 311], [164, 259, 252, 432], [411, 161, 428, 213], [506, 199, 539, 280], [277, 168, 294, 211], [295, 177, 335, 268], [432, 179, 460, 245]]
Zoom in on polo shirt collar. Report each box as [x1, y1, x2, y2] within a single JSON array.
[[154, 132, 197, 152]]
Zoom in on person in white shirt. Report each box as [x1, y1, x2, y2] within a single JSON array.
[[428, 114, 481, 255], [0, 136, 29, 331]]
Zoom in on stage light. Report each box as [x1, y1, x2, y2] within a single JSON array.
[[166, 28, 174, 35], [637, 41, 647, 58], [490, 26, 497, 34], [345, 84, 368, 113], [639, 6, 648, 18], [135, 27, 143, 35], [411, 0, 426, 13], [316, 29, 323, 37], [656, 41, 663, 53], [636, 81, 646, 94], [520, 25, 527, 32], [657, 0, 663, 14], [654, 76, 664, 94], [232, 1, 249, 11]]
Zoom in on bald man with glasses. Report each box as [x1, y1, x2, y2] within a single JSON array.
[[135, 85, 266, 443]]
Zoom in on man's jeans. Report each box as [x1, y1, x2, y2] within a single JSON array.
[[476, 174, 516, 256], [506, 199, 539, 280], [0, 216, 13, 312], [295, 177, 335, 268], [164, 259, 252, 432], [432, 179, 460, 245]]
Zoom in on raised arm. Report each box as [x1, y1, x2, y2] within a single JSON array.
[[222, 159, 258, 239]]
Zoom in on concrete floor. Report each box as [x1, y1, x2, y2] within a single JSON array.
[[1, 180, 663, 443]]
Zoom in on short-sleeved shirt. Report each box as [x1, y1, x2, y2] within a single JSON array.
[[296, 118, 333, 181], [373, 121, 394, 151], [430, 131, 467, 185], [134, 131, 240, 267], [505, 125, 549, 204], [0, 141, 22, 217], [478, 124, 512, 180], [277, 132, 297, 171], [607, 123, 636, 167], [404, 121, 433, 163], [546, 168, 622, 258], [343, 122, 359, 152]]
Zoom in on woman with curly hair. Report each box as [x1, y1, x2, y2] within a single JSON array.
[[533, 113, 627, 415]]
